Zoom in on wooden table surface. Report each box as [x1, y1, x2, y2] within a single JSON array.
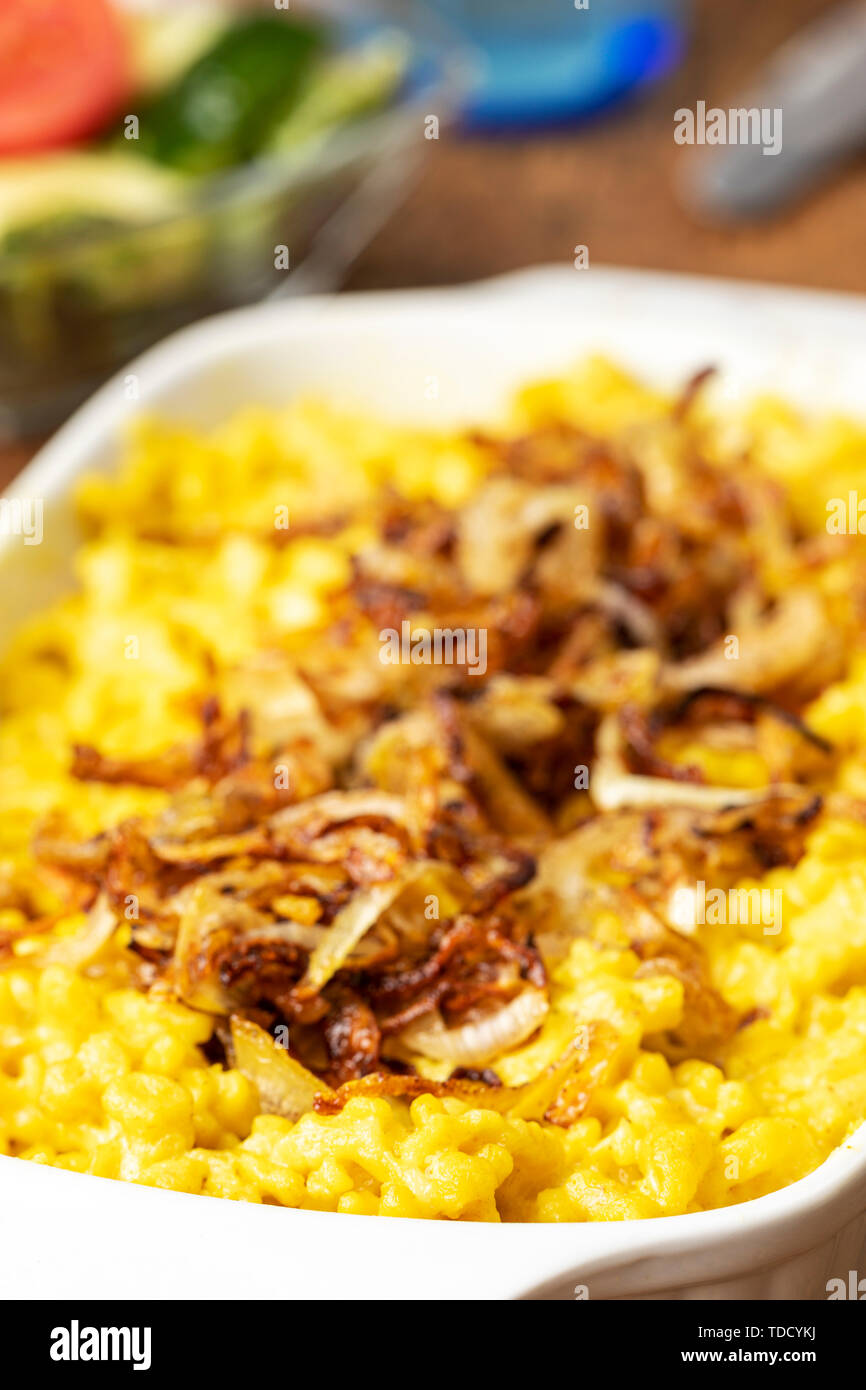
[[2, 0, 863, 487], [347, 0, 865, 296]]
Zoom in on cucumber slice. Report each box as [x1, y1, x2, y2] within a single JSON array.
[[0, 153, 185, 249], [267, 32, 410, 155], [128, 15, 326, 174]]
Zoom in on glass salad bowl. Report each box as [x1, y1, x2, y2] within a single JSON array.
[[0, 0, 471, 434]]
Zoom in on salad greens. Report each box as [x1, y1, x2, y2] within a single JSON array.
[[126, 15, 326, 176], [0, 3, 415, 432], [0, 9, 409, 255]]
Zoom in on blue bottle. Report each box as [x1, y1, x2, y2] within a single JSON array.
[[429, 0, 689, 130]]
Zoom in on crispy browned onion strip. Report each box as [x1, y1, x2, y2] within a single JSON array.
[[23, 396, 861, 1111]]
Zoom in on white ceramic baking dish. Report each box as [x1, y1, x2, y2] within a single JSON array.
[[2, 265, 865, 1300]]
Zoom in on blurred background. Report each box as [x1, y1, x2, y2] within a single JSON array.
[[1, 0, 864, 483], [349, 0, 866, 292]]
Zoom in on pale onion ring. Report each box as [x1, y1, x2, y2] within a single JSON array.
[[401, 987, 549, 1067]]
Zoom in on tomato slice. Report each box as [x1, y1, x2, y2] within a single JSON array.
[[0, 0, 131, 155]]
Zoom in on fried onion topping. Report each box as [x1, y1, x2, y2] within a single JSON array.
[[22, 399, 859, 1113]]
